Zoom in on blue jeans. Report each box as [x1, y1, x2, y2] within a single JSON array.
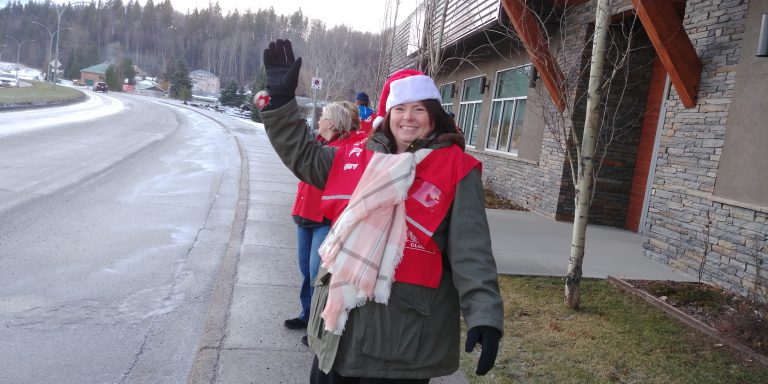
[[297, 224, 331, 321]]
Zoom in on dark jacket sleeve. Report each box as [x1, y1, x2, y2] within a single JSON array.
[[447, 168, 505, 333], [260, 99, 335, 189]]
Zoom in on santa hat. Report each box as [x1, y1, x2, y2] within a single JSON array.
[[372, 69, 441, 129]]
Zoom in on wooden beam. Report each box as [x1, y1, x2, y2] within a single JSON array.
[[632, 0, 701, 108], [501, 0, 567, 112]]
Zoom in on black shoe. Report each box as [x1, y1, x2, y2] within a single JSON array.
[[284, 317, 308, 330], [301, 335, 308, 346]]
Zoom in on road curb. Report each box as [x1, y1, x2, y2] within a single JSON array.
[[187, 136, 250, 384]]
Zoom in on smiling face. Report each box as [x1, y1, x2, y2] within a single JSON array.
[[388, 101, 434, 153]]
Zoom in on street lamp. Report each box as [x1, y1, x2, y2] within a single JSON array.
[[32, 21, 71, 83], [31, 21, 55, 82], [5, 35, 34, 65], [5, 35, 34, 87]]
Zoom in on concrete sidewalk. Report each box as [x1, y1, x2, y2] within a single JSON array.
[[191, 122, 694, 383]]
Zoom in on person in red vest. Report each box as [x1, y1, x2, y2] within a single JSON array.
[[260, 39, 502, 383], [356, 92, 377, 134], [285, 102, 369, 347]]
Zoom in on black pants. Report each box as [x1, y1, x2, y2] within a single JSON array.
[[310, 356, 430, 384]]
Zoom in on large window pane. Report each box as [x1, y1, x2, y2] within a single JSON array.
[[499, 101, 515, 151], [510, 100, 527, 153], [440, 83, 454, 104], [459, 104, 469, 131], [462, 77, 483, 101], [468, 104, 480, 146], [487, 102, 502, 150], [495, 66, 529, 98]]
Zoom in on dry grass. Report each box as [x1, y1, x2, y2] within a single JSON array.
[[459, 276, 768, 383], [484, 189, 527, 211], [0, 80, 84, 107]]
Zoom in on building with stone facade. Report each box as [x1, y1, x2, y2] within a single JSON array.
[[389, 0, 767, 302]]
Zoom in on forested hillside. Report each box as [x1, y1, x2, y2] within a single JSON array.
[[0, 0, 389, 100]]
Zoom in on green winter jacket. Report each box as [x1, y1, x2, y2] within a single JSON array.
[[261, 100, 504, 379]]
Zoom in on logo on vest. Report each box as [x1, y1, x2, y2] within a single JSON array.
[[343, 163, 359, 171], [410, 179, 442, 210], [405, 229, 434, 254], [348, 147, 363, 157]]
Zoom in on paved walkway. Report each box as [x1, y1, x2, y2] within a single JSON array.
[[189, 120, 694, 383]]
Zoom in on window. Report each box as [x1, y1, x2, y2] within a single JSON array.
[[439, 83, 455, 113], [458, 76, 484, 147], [486, 65, 530, 155]]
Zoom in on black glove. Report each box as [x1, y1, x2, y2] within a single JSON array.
[[262, 39, 302, 109], [465, 326, 501, 376]]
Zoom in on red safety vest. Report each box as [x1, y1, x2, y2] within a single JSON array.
[[360, 113, 377, 134], [291, 131, 369, 222], [321, 143, 480, 288]]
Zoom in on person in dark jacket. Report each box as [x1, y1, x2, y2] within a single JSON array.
[[260, 39, 503, 383]]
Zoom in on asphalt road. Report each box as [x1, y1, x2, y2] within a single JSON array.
[[0, 92, 241, 383]]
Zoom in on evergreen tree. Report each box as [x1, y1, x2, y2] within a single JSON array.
[[219, 80, 241, 106], [178, 86, 192, 104], [170, 57, 192, 99], [237, 85, 246, 106], [120, 58, 136, 84], [105, 64, 121, 91]]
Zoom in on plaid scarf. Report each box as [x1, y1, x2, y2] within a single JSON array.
[[318, 149, 432, 334]]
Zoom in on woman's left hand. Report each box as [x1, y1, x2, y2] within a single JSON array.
[[465, 326, 501, 375]]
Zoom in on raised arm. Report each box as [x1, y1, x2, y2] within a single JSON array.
[[260, 39, 335, 189]]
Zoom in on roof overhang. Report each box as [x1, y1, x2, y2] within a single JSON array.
[[502, 0, 700, 110], [632, 0, 700, 108]]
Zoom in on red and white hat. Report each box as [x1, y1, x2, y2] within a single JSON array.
[[372, 69, 442, 129]]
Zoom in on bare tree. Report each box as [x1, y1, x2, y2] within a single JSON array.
[[504, 0, 656, 308]]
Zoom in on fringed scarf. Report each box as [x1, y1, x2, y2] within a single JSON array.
[[318, 148, 432, 334]]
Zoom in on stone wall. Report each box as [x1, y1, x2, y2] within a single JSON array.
[[643, 0, 768, 302]]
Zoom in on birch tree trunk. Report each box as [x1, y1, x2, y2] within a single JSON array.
[[565, 0, 610, 309]]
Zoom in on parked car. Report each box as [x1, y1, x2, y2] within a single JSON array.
[[93, 81, 108, 92], [0, 73, 17, 87]]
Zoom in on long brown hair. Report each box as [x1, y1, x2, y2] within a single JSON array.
[[378, 99, 454, 152]]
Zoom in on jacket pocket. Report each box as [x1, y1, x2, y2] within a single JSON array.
[[360, 288, 431, 363]]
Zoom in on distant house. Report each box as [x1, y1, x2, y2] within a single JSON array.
[[80, 63, 109, 86], [190, 69, 220, 97], [134, 79, 167, 98]]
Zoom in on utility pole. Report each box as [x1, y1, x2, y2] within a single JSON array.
[[53, 6, 65, 84], [311, 67, 320, 133], [51, 2, 89, 83]]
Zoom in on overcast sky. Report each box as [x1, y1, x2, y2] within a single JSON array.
[[0, 1, 419, 34], [170, 0, 418, 34]]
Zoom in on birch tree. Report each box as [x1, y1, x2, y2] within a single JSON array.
[[564, 0, 610, 308], [527, 1, 653, 308]]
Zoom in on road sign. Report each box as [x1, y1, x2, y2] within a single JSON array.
[[311, 77, 322, 89]]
